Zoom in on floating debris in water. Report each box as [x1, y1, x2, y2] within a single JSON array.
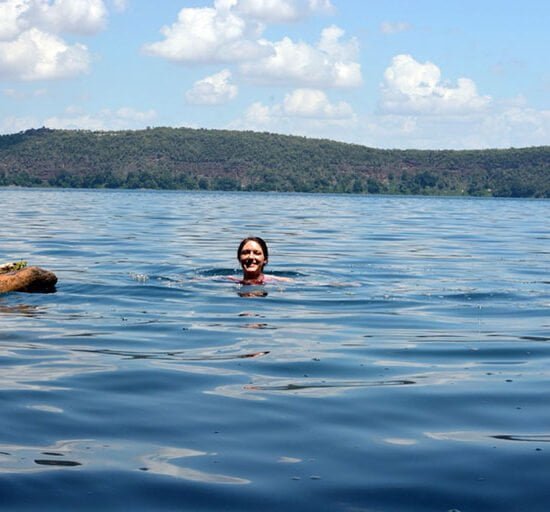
[[130, 273, 149, 282], [278, 456, 302, 464]]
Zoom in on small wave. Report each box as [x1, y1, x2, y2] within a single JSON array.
[[443, 291, 520, 302], [0, 303, 45, 317], [520, 335, 550, 342], [73, 347, 270, 362], [192, 268, 235, 278], [244, 378, 415, 392], [427, 431, 550, 444]]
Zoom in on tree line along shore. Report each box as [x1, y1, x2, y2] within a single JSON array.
[[0, 127, 548, 197]]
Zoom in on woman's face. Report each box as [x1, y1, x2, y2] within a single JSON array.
[[239, 240, 267, 277]]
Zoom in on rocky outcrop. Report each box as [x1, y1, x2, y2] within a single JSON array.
[[0, 266, 57, 293]]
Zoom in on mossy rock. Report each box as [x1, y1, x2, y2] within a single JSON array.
[[0, 266, 57, 293], [0, 261, 28, 274]]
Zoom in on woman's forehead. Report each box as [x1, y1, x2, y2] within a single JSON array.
[[241, 240, 263, 251]]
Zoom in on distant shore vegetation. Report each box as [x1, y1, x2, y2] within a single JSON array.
[[0, 127, 548, 197]]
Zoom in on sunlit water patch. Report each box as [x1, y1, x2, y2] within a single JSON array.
[[1, 189, 549, 511]]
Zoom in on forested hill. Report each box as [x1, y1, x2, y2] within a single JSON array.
[[0, 127, 548, 197]]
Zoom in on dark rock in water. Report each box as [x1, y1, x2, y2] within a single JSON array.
[[0, 266, 57, 293]]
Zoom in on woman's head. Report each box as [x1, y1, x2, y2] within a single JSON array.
[[237, 237, 268, 261], [237, 237, 268, 280]]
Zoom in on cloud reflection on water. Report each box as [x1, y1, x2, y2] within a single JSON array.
[[426, 431, 550, 444], [0, 440, 249, 484]]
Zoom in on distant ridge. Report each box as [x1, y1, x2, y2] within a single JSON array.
[[0, 127, 548, 197]]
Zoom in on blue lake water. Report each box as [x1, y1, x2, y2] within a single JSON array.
[[0, 188, 549, 511]]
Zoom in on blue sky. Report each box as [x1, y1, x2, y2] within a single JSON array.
[[1, 0, 549, 149]]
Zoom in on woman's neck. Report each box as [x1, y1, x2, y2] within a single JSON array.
[[241, 272, 264, 285]]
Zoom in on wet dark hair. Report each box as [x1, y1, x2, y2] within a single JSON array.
[[237, 236, 269, 262]]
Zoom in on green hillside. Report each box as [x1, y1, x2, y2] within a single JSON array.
[[0, 127, 548, 197]]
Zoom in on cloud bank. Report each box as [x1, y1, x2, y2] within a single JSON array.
[[44, 106, 157, 130], [144, 1, 361, 88], [240, 26, 361, 87], [380, 54, 491, 115], [0, 0, 109, 81], [231, 0, 335, 23], [229, 87, 356, 141], [143, 4, 268, 64], [185, 70, 238, 105]]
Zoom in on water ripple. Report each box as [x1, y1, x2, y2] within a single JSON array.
[[1, 190, 549, 511]]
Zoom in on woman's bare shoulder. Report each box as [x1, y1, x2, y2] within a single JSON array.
[[262, 274, 292, 283]]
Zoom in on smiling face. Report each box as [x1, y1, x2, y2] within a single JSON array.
[[238, 240, 267, 281]]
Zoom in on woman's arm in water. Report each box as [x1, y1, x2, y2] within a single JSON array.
[[262, 274, 292, 283], [227, 274, 292, 285]]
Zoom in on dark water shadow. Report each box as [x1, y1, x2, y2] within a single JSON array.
[[492, 434, 550, 443], [34, 459, 82, 467], [0, 302, 46, 317], [73, 347, 270, 362], [245, 378, 416, 392]]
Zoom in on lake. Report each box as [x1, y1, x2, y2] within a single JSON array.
[[1, 188, 549, 511]]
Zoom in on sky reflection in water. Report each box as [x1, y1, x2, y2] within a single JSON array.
[[1, 189, 549, 511]]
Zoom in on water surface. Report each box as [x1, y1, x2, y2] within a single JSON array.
[[1, 189, 549, 511]]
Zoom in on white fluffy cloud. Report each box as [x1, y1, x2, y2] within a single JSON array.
[[240, 26, 362, 87], [0, 114, 40, 134], [282, 88, 353, 118], [144, 2, 360, 88], [24, 0, 107, 35], [185, 69, 238, 105], [0, 28, 90, 80], [44, 106, 157, 130], [0, 0, 27, 40], [143, 5, 269, 63], [231, 89, 356, 133], [342, 98, 550, 150], [476, 105, 550, 148], [346, 53, 545, 149], [0, 0, 108, 81], [1, 106, 158, 134], [0, 0, 107, 37], [232, 0, 334, 23], [231, 88, 356, 138], [380, 54, 491, 115]]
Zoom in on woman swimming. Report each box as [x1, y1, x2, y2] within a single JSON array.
[[232, 236, 290, 285]]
